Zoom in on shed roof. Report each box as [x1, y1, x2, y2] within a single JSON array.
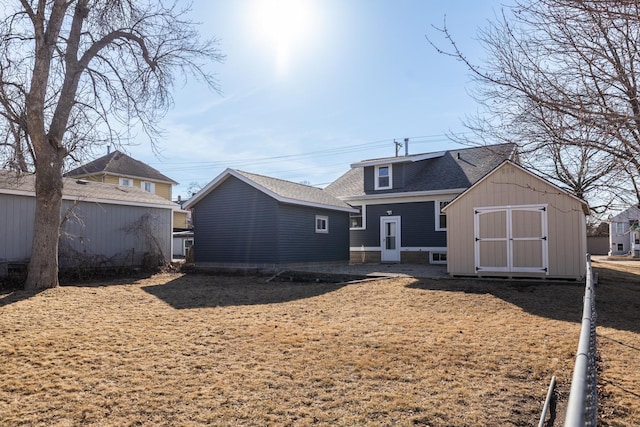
[[325, 143, 518, 198], [184, 169, 357, 213], [441, 160, 589, 214], [65, 150, 177, 184], [0, 170, 176, 209]]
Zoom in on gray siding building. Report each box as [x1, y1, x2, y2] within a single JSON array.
[[608, 205, 640, 256], [184, 169, 356, 268], [0, 171, 174, 274]]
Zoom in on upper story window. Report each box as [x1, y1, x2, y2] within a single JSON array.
[[375, 165, 392, 190], [119, 177, 133, 187], [141, 181, 156, 193], [350, 205, 365, 229], [315, 215, 329, 233], [435, 200, 450, 231], [615, 222, 626, 234]]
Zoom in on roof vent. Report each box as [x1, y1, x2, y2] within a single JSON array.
[[76, 179, 89, 185]]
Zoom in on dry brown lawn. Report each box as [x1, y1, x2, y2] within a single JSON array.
[[0, 260, 637, 426]]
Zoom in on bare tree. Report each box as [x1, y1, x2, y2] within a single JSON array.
[[0, 1, 223, 289], [428, 0, 640, 215]]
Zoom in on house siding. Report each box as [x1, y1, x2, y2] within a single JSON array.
[[363, 163, 408, 193], [350, 202, 446, 248], [278, 204, 350, 262], [174, 210, 188, 229], [192, 176, 280, 264], [60, 201, 172, 267], [0, 192, 171, 268], [0, 194, 35, 262]]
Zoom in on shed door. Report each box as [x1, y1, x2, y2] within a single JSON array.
[[474, 205, 548, 274]]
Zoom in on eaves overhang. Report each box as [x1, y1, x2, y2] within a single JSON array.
[[350, 151, 445, 168], [337, 188, 467, 202]]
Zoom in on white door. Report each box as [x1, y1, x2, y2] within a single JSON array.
[[474, 205, 548, 274], [380, 216, 401, 262]]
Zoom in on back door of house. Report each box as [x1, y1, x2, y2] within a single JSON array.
[[380, 216, 401, 262], [474, 205, 548, 274]]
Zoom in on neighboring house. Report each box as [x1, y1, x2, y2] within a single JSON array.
[[442, 160, 589, 280], [64, 149, 189, 231], [172, 230, 194, 259], [184, 169, 357, 268], [608, 205, 640, 256], [324, 143, 518, 264], [0, 171, 174, 275]]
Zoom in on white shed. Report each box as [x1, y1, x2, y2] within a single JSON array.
[[442, 161, 589, 280]]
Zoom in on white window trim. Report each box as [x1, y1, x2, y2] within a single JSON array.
[[141, 181, 155, 193], [315, 215, 329, 233], [349, 205, 366, 230], [119, 177, 134, 187], [615, 222, 626, 234], [374, 164, 392, 190], [183, 239, 193, 255], [435, 200, 449, 231], [430, 251, 447, 264]]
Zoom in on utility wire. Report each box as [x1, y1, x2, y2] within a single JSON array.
[[150, 132, 466, 173]]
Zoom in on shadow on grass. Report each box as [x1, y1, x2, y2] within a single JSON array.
[[142, 274, 351, 309], [0, 288, 46, 308], [406, 264, 640, 335]]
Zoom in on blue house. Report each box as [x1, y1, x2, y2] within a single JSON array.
[[184, 169, 357, 269], [324, 143, 518, 264]]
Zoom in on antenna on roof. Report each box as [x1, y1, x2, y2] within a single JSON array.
[[394, 139, 403, 157], [404, 137, 409, 156]]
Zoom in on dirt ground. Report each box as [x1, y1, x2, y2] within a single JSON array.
[[0, 259, 637, 426]]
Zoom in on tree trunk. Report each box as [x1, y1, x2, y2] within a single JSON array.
[[24, 144, 65, 290]]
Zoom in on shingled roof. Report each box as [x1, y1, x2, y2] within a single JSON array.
[[0, 170, 176, 208], [324, 143, 518, 198], [184, 169, 356, 212], [65, 150, 177, 184]]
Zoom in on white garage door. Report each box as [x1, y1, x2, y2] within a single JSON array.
[[474, 205, 548, 274]]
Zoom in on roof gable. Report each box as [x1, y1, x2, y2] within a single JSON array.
[[441, 160, 589, 214], [610, 205, 640, 222], [65, 150, 177, 184], [184, 169, 357, 213]]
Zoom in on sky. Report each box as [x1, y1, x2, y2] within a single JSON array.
[[123, 0, 506, 199]]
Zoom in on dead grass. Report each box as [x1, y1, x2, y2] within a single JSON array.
[[0, 262, 637, 426]]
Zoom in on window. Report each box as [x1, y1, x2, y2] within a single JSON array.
[[430, 252, 447, 264], [183, 239, 193, 255], [315, 215, 328, 233], [141, 181, 155, 193], [119, 177, 133, 187], [435, 200, 450, 231], [375, 165, 392, 190], [618, 243, 624, 251], [615, 222, 626, 234], [350, 206, 365, 229]]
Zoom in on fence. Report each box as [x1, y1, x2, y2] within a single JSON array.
[[564, 254, 598, 426]]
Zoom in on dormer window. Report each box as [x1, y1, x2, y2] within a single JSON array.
[[375, 165, 392, 190]]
